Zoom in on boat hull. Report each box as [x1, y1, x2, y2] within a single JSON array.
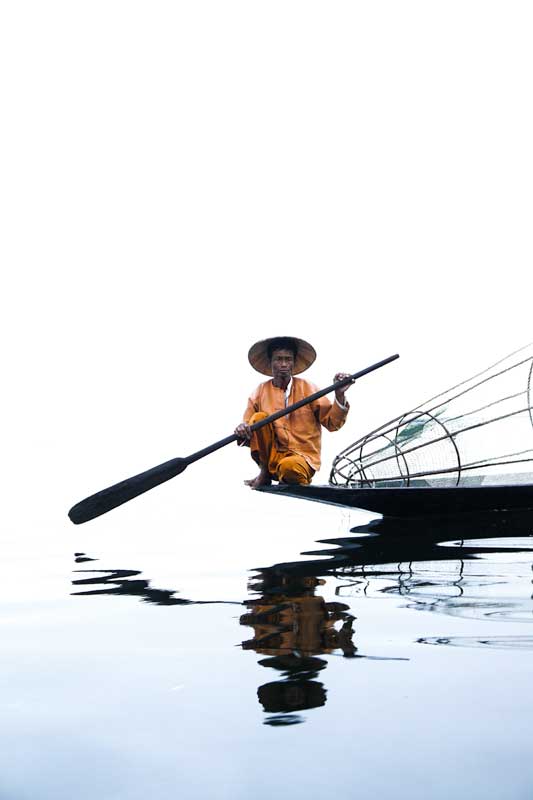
[[257, 483, 533, 517]]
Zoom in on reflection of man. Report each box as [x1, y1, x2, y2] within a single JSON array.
[[241, 570, 357, 723], [235, 336, 352, 488], [241, 573, 356, 658]]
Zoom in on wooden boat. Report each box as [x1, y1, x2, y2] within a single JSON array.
[[257, 346, 533, 519], [258, 481, 533, 517], [325, 345, 533, 507], [255, 345, 533, 520]]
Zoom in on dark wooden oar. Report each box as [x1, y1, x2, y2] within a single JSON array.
[[68, 353, 399, 524]]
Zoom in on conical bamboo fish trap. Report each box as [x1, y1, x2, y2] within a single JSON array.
[[330, 344, 533, 488]]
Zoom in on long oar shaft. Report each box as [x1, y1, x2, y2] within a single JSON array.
[[68, 353, 399, 524]]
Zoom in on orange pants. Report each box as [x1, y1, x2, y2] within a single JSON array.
[[248, 412, 314, 485]]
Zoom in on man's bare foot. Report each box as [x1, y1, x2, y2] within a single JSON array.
[[244, 469, 272, 489]]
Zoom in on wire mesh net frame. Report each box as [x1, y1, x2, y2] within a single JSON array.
[[330, 343, 533, 489]]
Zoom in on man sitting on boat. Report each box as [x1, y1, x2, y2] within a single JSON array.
[[235, 336, 352, 488]]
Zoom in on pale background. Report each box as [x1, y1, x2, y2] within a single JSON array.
[[1, 7, 533, 798], [1, 1, 532, 567]]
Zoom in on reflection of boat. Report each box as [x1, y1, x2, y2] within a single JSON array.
[[254, 509, 533, 579], [71, 555, 240, 607], [258, 481, 533, 517]]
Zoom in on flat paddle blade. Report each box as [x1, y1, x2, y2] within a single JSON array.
[[68, 457, 189, 524]]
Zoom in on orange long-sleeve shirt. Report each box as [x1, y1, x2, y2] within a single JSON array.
[[243, 377, 349, 472]]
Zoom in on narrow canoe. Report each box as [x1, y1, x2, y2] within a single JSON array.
[[257, 482, 533, 517]]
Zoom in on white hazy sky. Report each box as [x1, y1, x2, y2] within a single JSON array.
[[2, 1, 532, 536]]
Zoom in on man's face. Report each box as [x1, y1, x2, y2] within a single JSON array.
[[270, 348, 295, 382]]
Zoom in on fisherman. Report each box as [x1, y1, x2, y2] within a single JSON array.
[[235, 336, 352, 488]]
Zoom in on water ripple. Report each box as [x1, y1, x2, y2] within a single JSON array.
[[418, 635, 533, 650]]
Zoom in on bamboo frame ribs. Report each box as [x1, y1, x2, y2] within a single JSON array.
[[330, 344, 533, 489]]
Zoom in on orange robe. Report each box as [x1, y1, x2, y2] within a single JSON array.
[[243, 377, 349, 473]]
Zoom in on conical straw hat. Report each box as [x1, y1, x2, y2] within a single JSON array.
[[248, 336, 316, 376]]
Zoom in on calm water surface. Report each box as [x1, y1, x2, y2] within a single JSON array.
[[2, 485, 533, 799]]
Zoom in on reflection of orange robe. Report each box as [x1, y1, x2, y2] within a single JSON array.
[[244, 596, 338, 656], [243, 377, 349, 472]]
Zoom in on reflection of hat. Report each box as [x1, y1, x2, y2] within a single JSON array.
[[248, 336, 316, 376], [257, 680, 326, 712]]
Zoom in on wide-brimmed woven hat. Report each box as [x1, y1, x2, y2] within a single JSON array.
[[248, 336, 316, 376]]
